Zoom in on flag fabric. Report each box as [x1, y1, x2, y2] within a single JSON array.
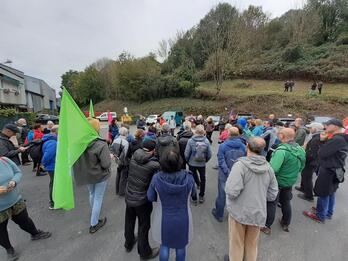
[[107, 111, 112, 125], [89, 99, 95, 118], [53, 89, 99, 210]]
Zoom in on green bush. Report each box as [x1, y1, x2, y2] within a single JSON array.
[[336, 33, 348, 45], [0, 109, 17, 117], [282, 46, 303, 62]]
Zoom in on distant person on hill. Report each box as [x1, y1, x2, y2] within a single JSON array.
[[284, 81, 289, 92], [310, 81, 317, 95], [317, 81, 323, 95], [289, 80, 295, 92]]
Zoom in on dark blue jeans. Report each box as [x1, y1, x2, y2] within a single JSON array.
[[159, 245, 186, 261], [317, 193, 335, 221], [215, 172, 227, 219]]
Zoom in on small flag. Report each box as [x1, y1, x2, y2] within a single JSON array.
[[89, 99, 95, 118]]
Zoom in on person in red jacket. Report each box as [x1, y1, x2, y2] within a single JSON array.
[[343, 117, 348, 135]]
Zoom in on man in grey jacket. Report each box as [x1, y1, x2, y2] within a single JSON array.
[[225, 137, 278, 261]]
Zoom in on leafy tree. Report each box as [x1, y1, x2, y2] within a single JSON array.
[[60, 70, 79, 96]]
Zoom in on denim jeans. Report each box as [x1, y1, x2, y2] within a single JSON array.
[[159, 245, 186, 261], [215, 173, 227, 219], [316, 193, 335, 221], [87, 180, 108, 226]]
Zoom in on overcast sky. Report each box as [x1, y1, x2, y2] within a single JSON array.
[[1, 0, 305, 92]]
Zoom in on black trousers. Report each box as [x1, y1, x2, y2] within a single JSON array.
[[265, 187, 293, 227], [206, 132, 213, 144], [300, 165, 315, 199], [0, 208, 39, 250], [48, 172, 54, 205], [124, 202, 153, 258], [189, 165, 206, 197], [116, 165, 128, 196], [21, 150, 30, 164]]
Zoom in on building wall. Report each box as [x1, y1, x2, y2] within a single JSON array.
[[40, 80, 57, 110], [0, 67, 26, 106]]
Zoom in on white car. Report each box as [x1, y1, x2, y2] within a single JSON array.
[[146, 114, 158, 125], [96, 112, 117, 121]]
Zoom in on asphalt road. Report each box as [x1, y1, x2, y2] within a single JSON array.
[[1, 125, 347, 261]]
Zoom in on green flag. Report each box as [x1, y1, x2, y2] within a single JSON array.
[[53, 89, 99, 210], [89, 99, 95, 118]]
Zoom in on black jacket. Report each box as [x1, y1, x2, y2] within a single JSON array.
[[128, 139, 143, 159], [125, 149, 160, 207], [177, 130, 193, 167], [314, 134, 348, 197], [305, 133, 321, 168], [0, 133, 20, 165], [155, 133, 179, 161]]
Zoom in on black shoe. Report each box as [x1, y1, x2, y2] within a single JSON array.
[[89, 217, 107, 234], [31, 230, 52, 240], [199, 196, 205, 204], [279, 219, 289, 232], [295, 186, 304, 193], [297, 194, 314, 202], [140, 247, 160, 260], [36, 172, 47, 177], [125, 236, 138, 252], [7, 248, 19, 261]]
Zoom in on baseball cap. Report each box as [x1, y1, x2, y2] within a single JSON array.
[[306, 122, 324, 130], [4, 124, 19, 133], [323, 118, 343, 128], [142, 140, 156, 151]]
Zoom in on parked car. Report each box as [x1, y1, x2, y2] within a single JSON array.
[[162, 110, 184, 126], [207, 116, 220, 130], [146, 114, 158, 125], [96, 112, 117, 121], [35, 114, 59, 124], [308, 116, 334, 125], [278, 117, 295, 127], [237, 113, 254, 120]]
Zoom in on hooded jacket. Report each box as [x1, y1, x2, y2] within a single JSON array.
[[261, 127, 277, 152], [185, 135, 212, 167], [41, 134, 57, 172], [217, 137, 246, 180], [270, 142, 306, 188], [147, 170, 196, 249], [0, 133, 21, 165], [126, 149, 160, 207], [73, 138, 111, 185], [252, 125, 264, 137], [155, 133, 179, 161], [225, 155, 278, 227]]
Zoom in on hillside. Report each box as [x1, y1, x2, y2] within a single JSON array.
[[95, 79, 348, 120]]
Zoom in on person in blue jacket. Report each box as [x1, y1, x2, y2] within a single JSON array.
[[212, 127, 247, 222], [251, 119, 264, 137], [147, 148, 196, 261], [41, 125, 58, 209], [0, 157, 51, 261]]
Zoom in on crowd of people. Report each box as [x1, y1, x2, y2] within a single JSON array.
[[0, 113, 347, 261]]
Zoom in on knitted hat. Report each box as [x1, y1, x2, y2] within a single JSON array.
[[142, 139, 156, 151], [237, 118, 247, 129]]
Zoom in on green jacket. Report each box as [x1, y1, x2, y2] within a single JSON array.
[[270, 142, 306, 188]]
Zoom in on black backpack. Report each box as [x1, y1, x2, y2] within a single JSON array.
[[28, 140, 45, 163]]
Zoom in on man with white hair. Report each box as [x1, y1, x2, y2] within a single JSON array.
[[112, 127, 130, 196], [296, 122, 324, 201], [43, 121, 55, 134], [16, 118, 30, 165]]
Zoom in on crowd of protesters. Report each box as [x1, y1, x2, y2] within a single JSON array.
[[0, 112, 347, 261]]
